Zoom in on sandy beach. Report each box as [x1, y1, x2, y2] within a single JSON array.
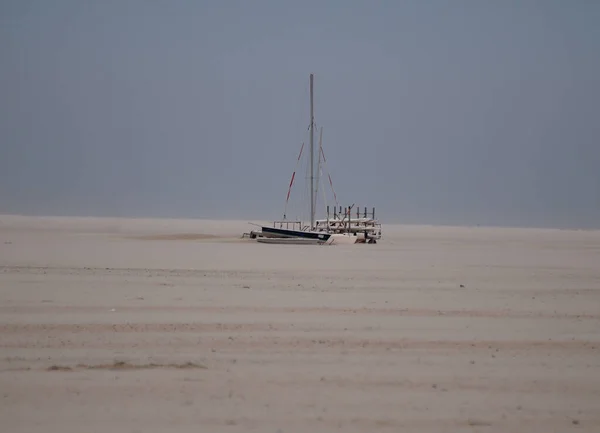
[[0, 214, 599, 432]]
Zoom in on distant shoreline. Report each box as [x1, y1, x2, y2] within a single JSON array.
[[0, 213, 597, 232]]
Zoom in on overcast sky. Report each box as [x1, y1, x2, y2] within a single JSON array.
[[1, 0, 598, 228]]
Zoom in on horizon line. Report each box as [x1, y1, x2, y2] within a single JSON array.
[[0, 212, 597, 232]]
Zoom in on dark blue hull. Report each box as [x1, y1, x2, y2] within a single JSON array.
[[261, 226, 331, 241]]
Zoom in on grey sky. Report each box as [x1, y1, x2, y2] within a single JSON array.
[[1, 0, 599, 228]]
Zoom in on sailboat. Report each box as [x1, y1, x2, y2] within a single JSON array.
[[248, 74, 382, 245]]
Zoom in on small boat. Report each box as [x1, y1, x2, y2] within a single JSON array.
[[248, 74, 382, 245]]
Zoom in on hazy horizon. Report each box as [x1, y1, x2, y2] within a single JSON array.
[[1, 1, 599, 229]]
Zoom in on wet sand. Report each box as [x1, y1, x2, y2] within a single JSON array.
[[1, 215, 599, 432]]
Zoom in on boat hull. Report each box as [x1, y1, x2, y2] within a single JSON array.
[[260, 226, 331, 241], [257, 238, 325, 245], [324, 233, 360, 245]]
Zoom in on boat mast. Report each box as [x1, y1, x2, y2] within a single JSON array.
[[309, 73, 315, 229]]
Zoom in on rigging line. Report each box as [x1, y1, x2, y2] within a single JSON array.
[[319, 144, 339, 207], [283, 142, 305, 219], [314, 127, 323, 215], [298, 147, 311, 225], [318, 151, 329, 215], [312, 121, 338, 208]]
